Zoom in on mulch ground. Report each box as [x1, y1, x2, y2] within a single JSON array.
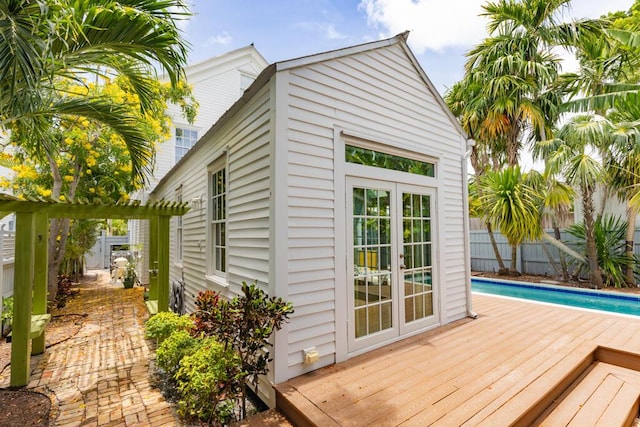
[[0, 389, 51, 426]]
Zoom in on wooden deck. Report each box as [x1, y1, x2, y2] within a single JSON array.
[[275, 294, 640, 426]]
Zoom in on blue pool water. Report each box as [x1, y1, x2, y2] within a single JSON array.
[[471, 277, 640, 317]]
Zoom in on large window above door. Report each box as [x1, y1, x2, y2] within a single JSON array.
[[345, 145, 435, 177]]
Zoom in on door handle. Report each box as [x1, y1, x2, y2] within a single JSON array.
[[400, 264, 405, 269]]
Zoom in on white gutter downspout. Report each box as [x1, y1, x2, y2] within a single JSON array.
[[462, 138, 478, 319]]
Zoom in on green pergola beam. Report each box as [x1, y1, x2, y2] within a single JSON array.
[[11, 211, 35, 387], [31, 213, 49, 355], [148, 216, 158, 302], [157, 215, 170, 313], [1, 194, 189, 387], [0, 196, 188, 219]]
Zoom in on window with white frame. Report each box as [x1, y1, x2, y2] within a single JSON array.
[[209, 164, 227, 275], [175, 128, 198, 161], [175, 187, 183, 264]]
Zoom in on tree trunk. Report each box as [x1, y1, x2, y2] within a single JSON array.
[[540, 240, 561, 276], [553, 224, 570, 282], [45, 151, 82, 303], [486, 222, 508, 274], [625, 206, 636, 286], [582, 188, 603, 288], [542, 232, 586, 265], [509, 244, 519, 274]]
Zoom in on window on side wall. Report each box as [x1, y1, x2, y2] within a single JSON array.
[[208, 161, 227, 277], [175, 187, 183, 265], [175, 128, 198, 162]]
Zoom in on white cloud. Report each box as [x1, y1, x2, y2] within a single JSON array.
[[295, 22, 347, 40], [567, 0, 633, 20], [206, 31, 232, 46], [359, 0, 635, 54], [358, 0, 488, 54]]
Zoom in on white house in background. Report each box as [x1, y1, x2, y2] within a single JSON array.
[[130, 45, 268, 281], [0, 166, 15, 232], [150, 32, 473, 405]]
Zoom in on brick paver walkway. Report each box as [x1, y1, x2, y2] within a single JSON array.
[[0, 271, 180, 426]]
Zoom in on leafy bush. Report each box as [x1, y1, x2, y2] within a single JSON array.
[[566, 215, 635, 287], [145, 311, 193, 342], [1, 296, 13, 328], [156, 330, 199, 377], [175, 337, 242, 424], [192, 290, 221, 336], [192, 281, 294, 418]]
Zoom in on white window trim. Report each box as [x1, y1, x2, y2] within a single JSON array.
[[175, 126, 199, 162], [207, 154, 228, 281]]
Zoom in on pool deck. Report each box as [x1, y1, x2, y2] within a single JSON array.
[[275, 293, 640, 426]]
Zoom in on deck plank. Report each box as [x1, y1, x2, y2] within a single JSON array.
[[567, 373, 626, 426], [595, 382, 640, 426], [278, 294, 640, 426], [541, 363, 612, 425], [330, 304, 559, 423]]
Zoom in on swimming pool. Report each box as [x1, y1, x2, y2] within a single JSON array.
[[471, 277, 640, 317]]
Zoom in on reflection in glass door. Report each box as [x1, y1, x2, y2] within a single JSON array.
[[352, 187, 392, 338], [402, 192, 433, 324], [348, 180, 437, 351]]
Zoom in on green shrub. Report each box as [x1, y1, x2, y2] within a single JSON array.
[[566, 215, 635, 287], [192, 281, 294, 418], [1, 297, 13, 327], [156, 330, 199, 377], [192, 290, 221, 335], [145, 311, 193, 342], [175, 337, 242, 424]]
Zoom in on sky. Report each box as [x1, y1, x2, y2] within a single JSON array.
[[181, 0, 636, 96]]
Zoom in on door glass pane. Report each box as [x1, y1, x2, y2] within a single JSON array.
[[422, 195, 430, 217], [354, 188, 365, 215], [381, 301, 392, 330], [353, 186, 393, 339], [402, 192, 434, 324], [355, 307, 366, 338]]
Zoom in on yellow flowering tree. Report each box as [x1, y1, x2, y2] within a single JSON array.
[[4, 76, 197, 301]]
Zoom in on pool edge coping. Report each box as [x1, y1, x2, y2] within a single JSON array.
[[471, 276, 640, 302]]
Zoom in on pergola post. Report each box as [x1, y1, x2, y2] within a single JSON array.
[[11, 211, 35, 387], [157, 215, 170, 312], [148, 216, 158, 303], [32, 213, 49, 355]]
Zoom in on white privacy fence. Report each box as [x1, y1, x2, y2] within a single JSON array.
[[470, 229, 640, 276]]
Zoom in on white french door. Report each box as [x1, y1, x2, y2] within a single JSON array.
[[347, 177, 438, 353]]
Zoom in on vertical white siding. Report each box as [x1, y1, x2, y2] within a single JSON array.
[[153, 85, 273, 312], [283, 43, 467, 378]]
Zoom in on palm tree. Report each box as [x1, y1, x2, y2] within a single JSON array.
[[452, 0, 604, 273], [606, 106, 640, 285], [466, 0, 604, 167], [0, 0, 190, 183], [480, 166, 542, 273], [526, 169, 574, 280], [538, 115, 610, 288], [0, 0, 191, 302]]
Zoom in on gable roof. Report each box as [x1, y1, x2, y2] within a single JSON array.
[[152, 32, 467, 194]]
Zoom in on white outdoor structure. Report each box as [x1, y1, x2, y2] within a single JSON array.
[[130, 46, 268, 281], [151, 32, 473, 405]]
